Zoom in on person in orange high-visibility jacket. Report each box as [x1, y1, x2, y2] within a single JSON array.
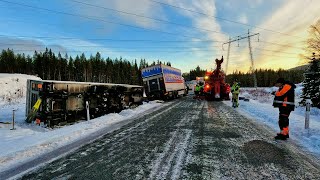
[[273, 78, 296, 140]]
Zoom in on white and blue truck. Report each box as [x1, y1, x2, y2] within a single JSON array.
[[141, 64, 187, 99]]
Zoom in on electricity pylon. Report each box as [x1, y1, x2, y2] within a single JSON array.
[[223, 30, 259, 88]]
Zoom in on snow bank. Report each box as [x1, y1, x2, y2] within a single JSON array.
[[0, 100, 164, 172], [0, 74, 166, 172], [0, 73, 41, 106]]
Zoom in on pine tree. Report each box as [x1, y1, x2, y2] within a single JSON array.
[[68, 57, 75, 81], [105, 57, 113, 83], [26, 55, 33, 75], [301, 53, 320, 107]]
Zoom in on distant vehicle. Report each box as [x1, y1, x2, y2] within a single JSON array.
[[186, 80, 197, 94], [203, 56, 230, 100], [141, 64, 187, 99], [196, 77, 205, 84]]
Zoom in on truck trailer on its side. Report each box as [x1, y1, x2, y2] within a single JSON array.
[[25, 80, 143, 127], [141, 64, 187, 99]]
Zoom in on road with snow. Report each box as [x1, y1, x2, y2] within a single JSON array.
[[14, 96, 320, 179]]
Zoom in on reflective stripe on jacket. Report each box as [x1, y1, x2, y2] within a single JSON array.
[[273, 82, 296, 110], [231, 83, 240, 94], [195, 85, 200, 92]]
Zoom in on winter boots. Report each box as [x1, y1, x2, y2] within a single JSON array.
[[274, 133, 289, 140], [275, 126, 289, 140]]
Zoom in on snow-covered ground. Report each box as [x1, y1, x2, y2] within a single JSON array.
[[0, 73, 41, 106], [1, 74, 320, 174], [224, 85, 320, 157], [0, 74, 165, 172]]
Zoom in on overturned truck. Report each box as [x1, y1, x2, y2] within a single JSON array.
[[25, 80, 144, 127], [141, 64, 187, 100]]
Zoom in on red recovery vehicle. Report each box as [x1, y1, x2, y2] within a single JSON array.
[[203, 56, 230, 100]]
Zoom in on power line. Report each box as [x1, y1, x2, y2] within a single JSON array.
[[256, 52, 298, 58], [0, 42, 220, 49], [227, 53, 298, 59], [0, 48, 221, 53], [229, 44, 303, 55], [1, 48, 300, 59], [0, 34, 224, 43], [0, 1, 228, 38], [228, 47, 300, 58], [259, 40, 304, 49], [0, 1, 307, 52], [255, 48, 300, 55], [0, 0, 216, 41], [2, 16, 221, 43], [0, 0, 308, 54], [0, 18, 97, 30], [227, 50, 300, 59], [150, 0, 305, 39], [225, 41, 306, 54], [68, 0, 227, 36], [222, 30, 259, 85]]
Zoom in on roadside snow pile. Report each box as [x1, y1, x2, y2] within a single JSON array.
[[239, 88, 275, 103], [0, 74, 166, 172], [239, 84, 304, 104], [0, 100, 165, 172], [0, 73, 41, 106], [225, 84, 320, 157]]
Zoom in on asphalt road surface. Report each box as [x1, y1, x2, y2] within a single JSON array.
[[16, 96, 320, 179]]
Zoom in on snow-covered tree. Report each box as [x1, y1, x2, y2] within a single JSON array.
[[301, 53, 320, 107]]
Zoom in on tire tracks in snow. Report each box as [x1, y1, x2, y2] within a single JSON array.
[[149, 100, 203, 179], [19, 99, 188, 179], [4, 100, 179, 180], [183, 101, 320, 179], [17, 97, 320, 179]]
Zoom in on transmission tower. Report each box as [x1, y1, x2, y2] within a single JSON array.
[[223, 30, 259, 88]]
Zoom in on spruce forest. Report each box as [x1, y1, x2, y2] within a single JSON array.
[[0, 47, 307, 87], [0, 48, 171, 85], [183, 66, 305, 87]]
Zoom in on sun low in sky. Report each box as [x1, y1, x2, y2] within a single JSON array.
[[0, 0, 318, 73]]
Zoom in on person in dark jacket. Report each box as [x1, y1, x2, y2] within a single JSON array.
[[273, 78, 296, 140]]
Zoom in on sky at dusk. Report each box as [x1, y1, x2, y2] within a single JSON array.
[[0, 0, 319, 73]]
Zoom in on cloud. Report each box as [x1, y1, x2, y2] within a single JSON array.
[[0, 37, 118, 58], [163, 0, 228, 70], [0, 37, 44, 53], [238, 14, 248, 24], [72, 0, 167, 32], [234, 0, 320, 72], [248, 0, 263, 8], [46, 44, 69, 53], [112, 0, 167, 28]]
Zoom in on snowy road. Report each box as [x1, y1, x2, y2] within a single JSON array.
[[15, 96, 320, 179]]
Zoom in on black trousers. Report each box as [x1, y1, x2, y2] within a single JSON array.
[[278, 106, 291, 130]]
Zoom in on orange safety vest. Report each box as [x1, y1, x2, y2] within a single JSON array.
[[273, 83, 295, 110]]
